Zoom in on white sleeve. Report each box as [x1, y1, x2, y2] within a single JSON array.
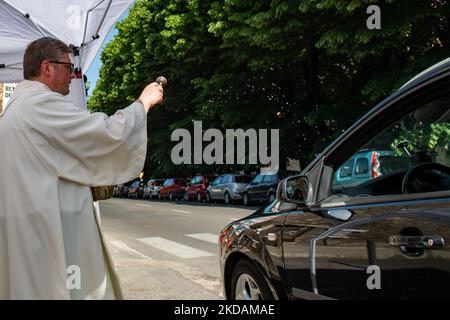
[[20, 92, 147, 186]]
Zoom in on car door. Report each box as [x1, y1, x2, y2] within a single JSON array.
[[283, 76, 450, 300], [210, 176, 223, 200], [217, 175, 230, 199], [248, 174, 264, 200], [187, 177, 196, 198]]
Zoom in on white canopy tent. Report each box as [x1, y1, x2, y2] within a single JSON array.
[[0, 0, 135, 109]]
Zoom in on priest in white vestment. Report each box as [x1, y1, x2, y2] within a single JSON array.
[[0, 37, 163, 299]]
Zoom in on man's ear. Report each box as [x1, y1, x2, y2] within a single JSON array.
[[40, 60, 51, 77]]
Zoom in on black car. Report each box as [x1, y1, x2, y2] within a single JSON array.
[[242, 170, 297, 206], [219, 58, 450, 300], [127, 180, 145, 198]]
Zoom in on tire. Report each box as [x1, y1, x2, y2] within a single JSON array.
[[184, 193, 189, 201], [196, 192, 202, 202], [158, 192, 162, 200], [224, 192, 231, 205], [206, 192, 211, 203], [230, 259, 273, 300], [169, 192, 173, 201], [243, 193, 250, 206], [268, 192, 275, 203]]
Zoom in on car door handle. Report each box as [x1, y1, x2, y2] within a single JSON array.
[[389, 235, 445, 249]]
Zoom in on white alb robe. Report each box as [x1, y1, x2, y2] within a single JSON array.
[[0, 80, 147, 299]]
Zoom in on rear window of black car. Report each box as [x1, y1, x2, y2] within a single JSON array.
[[233, 176, 252, 183]]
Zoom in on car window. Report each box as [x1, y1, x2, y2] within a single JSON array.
[[262, 174, 275, 182], [354, 158, 369, 175], [338, 159, 354, 179], [213, 176, 223, 185], [331, 95, 450, 197], [223, 175, 232, 184], [252, 174, 264, 183], [164, 179, 173, 186]]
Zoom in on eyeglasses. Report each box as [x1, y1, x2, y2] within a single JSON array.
[[49, 61, 75, 72]]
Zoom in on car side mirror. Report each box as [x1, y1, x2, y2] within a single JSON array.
[[277, 175, 310, 204]]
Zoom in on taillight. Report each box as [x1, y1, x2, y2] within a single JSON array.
[[371, 152, 381, 178]]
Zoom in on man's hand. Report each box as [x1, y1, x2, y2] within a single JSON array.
[[138, 82, 164, 112]]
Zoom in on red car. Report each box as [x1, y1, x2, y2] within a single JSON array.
[[184, 175, 216, 202], [158, 178, 187, 200]]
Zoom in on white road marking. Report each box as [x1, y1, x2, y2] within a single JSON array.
[[171, 209, 192, 214], [137, 237, 214, 258], [109, 240, 222, 295], [109, 240, 154, 260], [137, 204, 153, 208], [186, 233, 218, 244]]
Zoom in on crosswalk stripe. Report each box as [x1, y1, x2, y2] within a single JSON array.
[[137, 237, 214, 259], [109, 240, 153, 260], [186, 233, 218, 244]]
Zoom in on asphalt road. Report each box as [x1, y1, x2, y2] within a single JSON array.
[[99, 198, 257, 300]]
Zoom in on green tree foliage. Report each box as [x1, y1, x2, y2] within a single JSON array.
[[88, 0, 450, 178]]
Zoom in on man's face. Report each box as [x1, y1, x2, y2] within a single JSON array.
[[45, 53, 75, 95]]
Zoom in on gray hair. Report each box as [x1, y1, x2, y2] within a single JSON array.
[[23, 37, 72, 79]]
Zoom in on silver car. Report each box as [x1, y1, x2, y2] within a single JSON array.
[[143, 179, 165, 199], [206, 174, 252, 205]]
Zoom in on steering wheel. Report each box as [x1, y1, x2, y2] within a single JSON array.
[[402, 162, 450, 194]]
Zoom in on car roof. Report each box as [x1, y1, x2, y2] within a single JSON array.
[[399, 58, 450, 90]]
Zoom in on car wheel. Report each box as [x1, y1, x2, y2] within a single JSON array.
[[184, 193, 189, 201], [268, 192, 275, 203], [158, 192, 162, 200], [230, 259, 273, 300], [206, 192, 211, 203], [197, 192, 202, 202], [243, 193, 250, 206], [224, 192, 231, 205], [169, 192, 173, 201]]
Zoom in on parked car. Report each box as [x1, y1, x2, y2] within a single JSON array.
[[333, 149, 412, 188], [127, 180, 145, 198], [219, 58, 450, 300], [143, 179, 165, 199], [158, 178, 187, 200], [118, 182, 132, 197], [113, 184, 121, 197], [184, 175, 216, 202], [242, 170, 297, 206], [206, 174, 252, 204]]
